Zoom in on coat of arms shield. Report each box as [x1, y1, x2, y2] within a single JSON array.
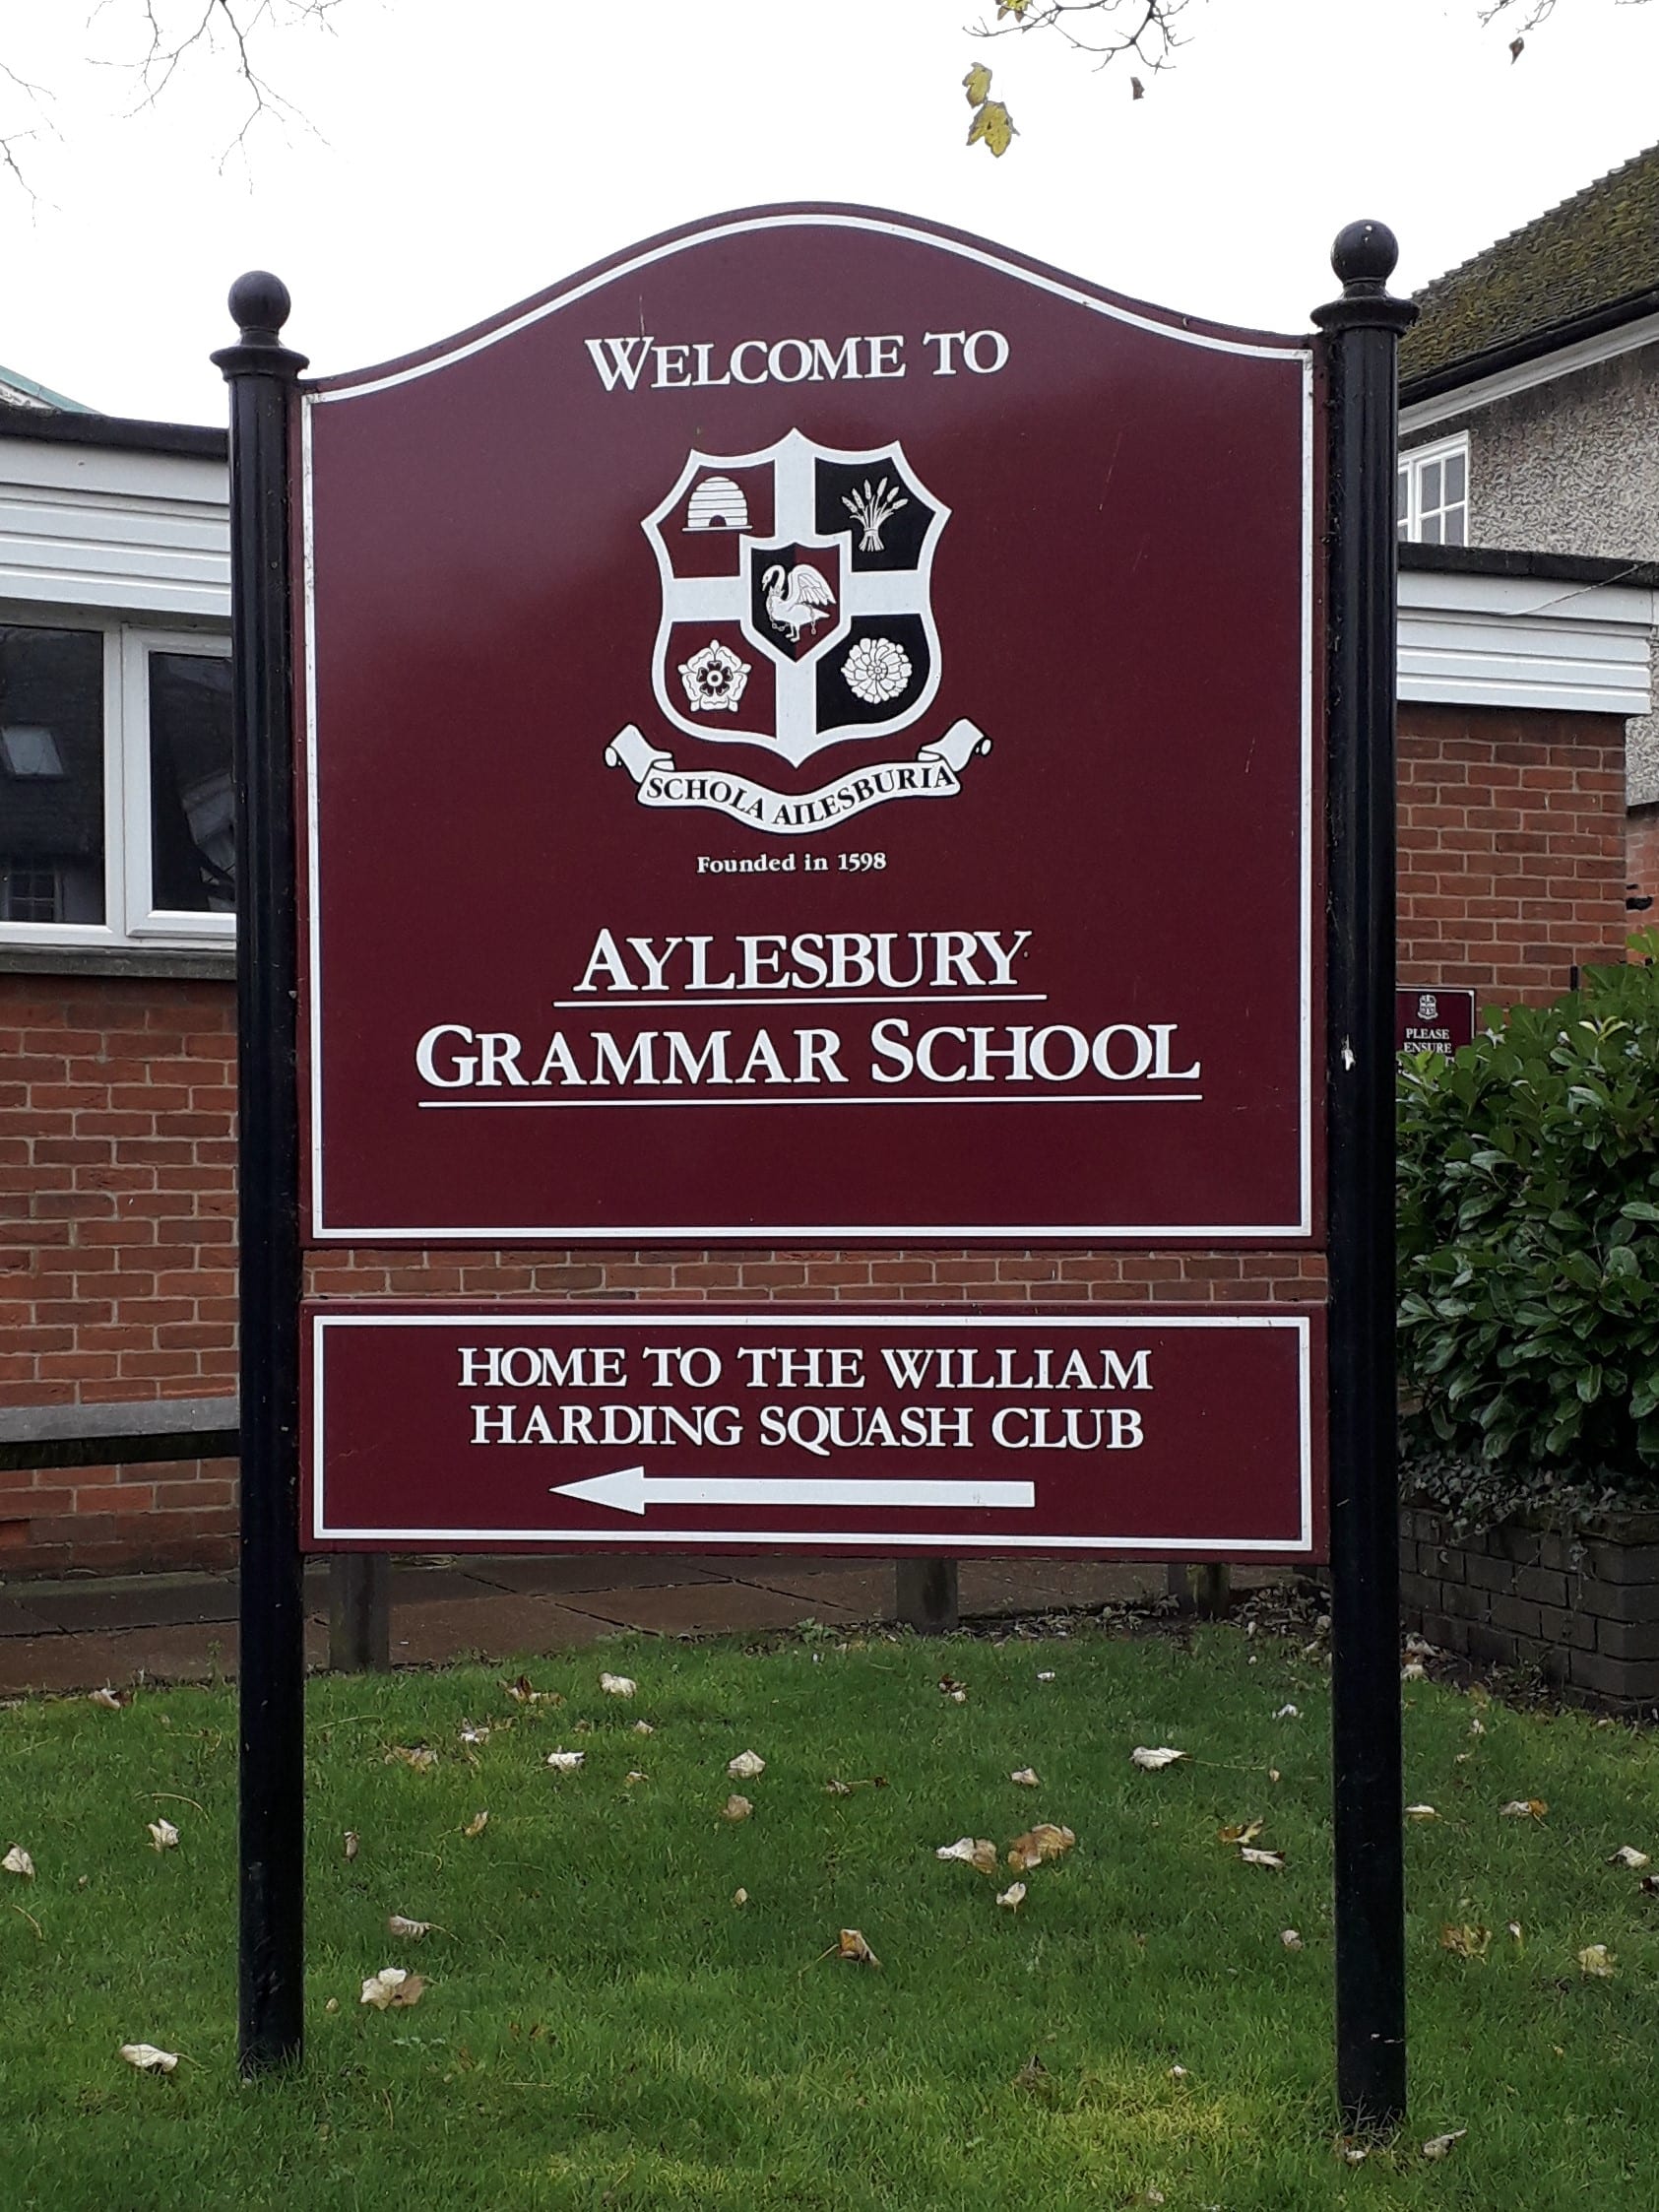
[[642, 428, 948, 769]]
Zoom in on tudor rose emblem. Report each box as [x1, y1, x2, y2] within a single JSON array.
[[605, 428, 989, 832]]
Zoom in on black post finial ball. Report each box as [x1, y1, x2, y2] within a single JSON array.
[[1330, 222, 1400, 293], [227, 271, 292, 341]]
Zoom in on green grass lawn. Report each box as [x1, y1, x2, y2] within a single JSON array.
[[2, 1610, 1656, 2210]]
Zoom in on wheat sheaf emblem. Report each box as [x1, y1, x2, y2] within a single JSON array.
[[842, 475, 910, 553]]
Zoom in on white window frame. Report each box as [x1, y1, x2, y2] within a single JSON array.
[[0, 613, 232, 950], [1398, 432, 1470, 547], [120, 626, 234, 943]]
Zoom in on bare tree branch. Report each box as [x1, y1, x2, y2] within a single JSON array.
[[0, 58, 58, 206], [88, 0, 340, 173], [968, 0, 1193, 76]]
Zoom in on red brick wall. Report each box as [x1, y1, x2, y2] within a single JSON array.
[[1626, 801, 1659, 937], [0, 701, 1630, 1575], [1397, 704, 1628, 1002], [0, 976, 238, 1573]]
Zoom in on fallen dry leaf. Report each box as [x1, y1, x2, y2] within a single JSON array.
[[1404, 1634, 1436, 1658], [119, 2042, 178, 2074], [1280, 1928, 1304, 1950], [823, 1778, 853, 1797], [722, 1794, 753, 1823], [1405, 1804, 1439, 1822], [996, 1882, 1027, 1911], [1469, 1717, 1487, 1737], [1013, 2052, 1048, 2091], [1010, 1768, 1040, 1789], [502, 1675, 561, 1706], [387, 1915, 434, 1939], [1423, 2129, 1468, 2160], [343, 1830, 359, 1861], [1642, 1873, 1659, 1897], [3, 1846, 35, 1880], [1273, 1704, 1300, 1720], [1338, 2139, 1371, 2165], [545, 1750, 585, 1772], [1218, 1820, 1264, 1848], [89, 1687, 129, 1711], [1007, 1824, 1076, 1871], [1268, 1768, 1282, 1785], [325, 1997, 339, 2013], [147, 1818, 179, 1854], [1609, 1846, 1651, 1870], [835, 1927, 880, 1967], [360, 1967, 427, 2011], [632, 1720, 655, 1736], [1240, 1847, 1286, 1870], [459, 1724, 491, 1746], [936, 1836, 999, 1875], [1577, 1943, 1615, 1978], [728, 1750, 766, 1781], [385, 1746, 437, 1774], [625, 1770, 647, 1786], [1036, 1670, 1056, 1683], [1169, 2064, 1187, 2080], [1507, 1921, 1524, 1944], [1401, 1660, 1427, 1681], [1130, 1746, 1186, 1771], [1439, 1923, 1491, 1959], [463, 1811, 489, 1839], [600, 1673, 637, 1699], [733, 1887, 748, 1908], [1499, 1798, 1548, 1820]]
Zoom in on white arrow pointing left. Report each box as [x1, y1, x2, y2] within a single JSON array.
[[551, 1466, 1036, 1518]]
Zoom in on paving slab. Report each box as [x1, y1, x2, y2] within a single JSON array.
[[742, 1566, 894, 1619], [0, 1618, 330, 1696], [18, 1578, 241, 1634], [458, 1555, 730, 1595], [562, 1581, 861, 1637], [390, 1593, 618, 1665], [0, 1594, 59, 1637]]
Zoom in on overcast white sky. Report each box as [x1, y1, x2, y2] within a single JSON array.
[[4, 0, 1658, 424]]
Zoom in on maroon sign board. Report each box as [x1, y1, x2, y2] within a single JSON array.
[[1396, 985, 1476, 1055], [303, 1308, 1323, 1558], [298, 207, 1320, 1245]]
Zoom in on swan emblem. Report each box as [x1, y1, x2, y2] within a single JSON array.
[[761, 560, 836, 644]]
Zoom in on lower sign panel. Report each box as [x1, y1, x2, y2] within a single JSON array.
[[304, 1308, 1324, 1559]]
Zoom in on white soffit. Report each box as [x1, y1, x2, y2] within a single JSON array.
[[0, 438, 229, 620], [1399, 569, 1655, 717], [1400, 312, 1659, 438]]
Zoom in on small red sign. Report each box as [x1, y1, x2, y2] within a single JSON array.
[[299, 207, 1319, 1245], [1396, 986, 1476, 1056], [303, 1307, 1324, 1559]]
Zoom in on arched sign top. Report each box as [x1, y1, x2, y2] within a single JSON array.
[[302, 203, 1311, 402]]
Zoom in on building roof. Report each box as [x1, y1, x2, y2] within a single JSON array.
[[1401, 141, 1659, 397], [0, 363, 92, 415]]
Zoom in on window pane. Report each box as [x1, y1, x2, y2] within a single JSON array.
[[1444, 450, 1466, 504], [1396, 468, 1409, 526], [1419, 459, 1441, 511], [1445, 507, 1467, 547], [149, 653, 234, 913], [1422, 513, 1443, 545], [0, 625, 104, 924]]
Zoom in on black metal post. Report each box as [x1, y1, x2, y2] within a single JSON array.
[[214, 274, 308, 2079], [1312, 225, 1416, 2133]]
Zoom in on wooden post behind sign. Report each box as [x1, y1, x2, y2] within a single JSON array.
[[214, 274, 308, 2079], [1313, 223, 1416, 2134]]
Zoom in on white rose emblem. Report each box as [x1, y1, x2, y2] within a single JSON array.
[[678, 639, 750, 713], [842, 635, 912, 705]]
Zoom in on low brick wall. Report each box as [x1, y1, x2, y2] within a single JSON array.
[[1400, 1503, 1659, 1711]]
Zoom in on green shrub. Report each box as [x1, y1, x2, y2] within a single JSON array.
[[1397, 948, 1659, 1524]]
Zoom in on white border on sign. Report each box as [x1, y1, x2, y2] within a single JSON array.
[[301, 210, 1316, 1244], [310, 1309, 1315, 1553]]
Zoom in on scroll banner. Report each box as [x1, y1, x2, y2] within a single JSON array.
[[605, 718, 990, 834]]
